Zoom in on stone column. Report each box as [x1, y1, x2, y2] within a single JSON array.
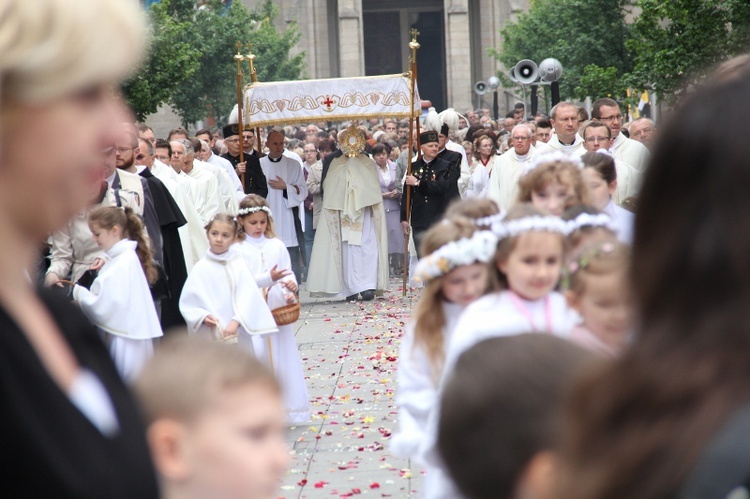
[[337, 0, 364, 77], [444, 0, 472, 112]]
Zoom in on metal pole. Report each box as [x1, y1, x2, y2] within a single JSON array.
[[403, 28, 420, 297], [234, 42, 246, 191], [245, 43, 262, 156]]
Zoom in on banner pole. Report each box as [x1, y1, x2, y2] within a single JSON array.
[[403, 29, 420, 297], [245, 43, 262, 156], [234, 42, 246, 191]]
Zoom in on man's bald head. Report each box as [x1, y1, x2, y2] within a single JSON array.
[[629, 117, 656, 149]]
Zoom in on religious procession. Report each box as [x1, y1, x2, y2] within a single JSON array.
[[3, 0, 750, 497]]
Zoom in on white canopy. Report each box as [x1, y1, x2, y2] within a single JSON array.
[[243, 73, 420, 128]]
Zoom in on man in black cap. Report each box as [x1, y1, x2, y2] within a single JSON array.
[[220, 123, 268, 198], [400, 131, 458, 257]]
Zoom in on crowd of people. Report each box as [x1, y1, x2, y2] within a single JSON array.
[[5, 0, 750, 498]]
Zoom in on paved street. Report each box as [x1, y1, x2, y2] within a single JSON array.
[[280, 278, 424, 498]]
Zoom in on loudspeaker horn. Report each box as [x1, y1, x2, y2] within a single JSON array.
[[508, 65, 519, 83], [515, 59, 539, 85], [474, 81, 488, 96], [539, 58, 563, 83]]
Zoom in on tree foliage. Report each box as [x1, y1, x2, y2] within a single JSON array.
[[125, 0, 305, 126], [493, 0, 632, 101], [122, 1, 200, 122], [626, 0, 750, 104]]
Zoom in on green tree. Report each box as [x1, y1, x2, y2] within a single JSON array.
[[125, 0, 305, 126], [626, 0, 750, 104], [575, 65, 629, 102], [169, 0, 305, 126], [492, 0, 632, 101], [122, 1, 201, 121]]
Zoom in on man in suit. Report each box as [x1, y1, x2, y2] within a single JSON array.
[[400, 131, 459, 257], [220, 124, 268, 198]]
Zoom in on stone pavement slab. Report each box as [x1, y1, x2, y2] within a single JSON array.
[[279, 279, 424, 498]]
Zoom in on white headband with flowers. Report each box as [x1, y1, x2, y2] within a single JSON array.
[[414, 230, 498, 283], [523, 150, 584, 176], [491, 215, 570, 240], [566, 212, 617, 233], [473, 211, 506, 228], [237, 206, 273, 218]]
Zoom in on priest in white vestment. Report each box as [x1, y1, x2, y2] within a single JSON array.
[[591, 97, 650, 172], [487, 124, 536, 211], [534, 102, 585, 156], [259, 129, 308, 282], [307, 126, 390, 300], [171, 139, 221, 225]]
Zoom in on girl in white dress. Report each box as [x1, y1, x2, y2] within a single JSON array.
[[564, 240, 632, 357], [179, 214, 277, 353], [73, 206, 162, 381], [236, 195, 310, 425], [580, 150, 635, 244], [446, 204, 578, 371], [391, 217, 497, 498]]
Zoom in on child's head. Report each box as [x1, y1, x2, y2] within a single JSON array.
[[562, 205, 618, 257], [237, 195, 276, 239], [438, 335, 595, 499], [413, 217, 497, 377], [205, 214, 243, 255], [493, 204, 568, 300], [580, 151, 617, 211], [517, 154, 589, 216], [134, 336, 287, 499], [564, 241, 631, 352], [89, 206, 157, 283], [444, 198, 502, 230]]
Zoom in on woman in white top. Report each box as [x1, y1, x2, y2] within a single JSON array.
[[465, 134, 500, 199]]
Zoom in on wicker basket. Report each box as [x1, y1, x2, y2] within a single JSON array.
[[263, 286, 300, 326], [271, 301, 300, 326]]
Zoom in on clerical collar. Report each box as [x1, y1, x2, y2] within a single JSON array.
[[517, 153, 529, 162], [559, 137, 576, 146], [268, 155, 283, 163]]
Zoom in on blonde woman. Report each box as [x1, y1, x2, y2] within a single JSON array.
[[465, 135, 501, 198], [0, 1, 159, 496]]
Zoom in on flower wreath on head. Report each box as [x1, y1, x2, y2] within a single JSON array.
[[566, 212, 617, 234], [414, 230, 498, 283], [473, 210, 506, 228], [561, 241, 618, 289], [523, 150, 584, 176], [237, 205, 273, 218], [491, 215, 571, 241]]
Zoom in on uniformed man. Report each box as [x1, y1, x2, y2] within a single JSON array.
[[220, 123, 268, 197], [400, 131, 459, 257]]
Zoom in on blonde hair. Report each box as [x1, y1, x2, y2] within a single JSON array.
[[494, 204, 566, 288], [517, 159, 590, 210], [237, 195, 277, 239], [0, 0, 146, 104], [566, 241, 630, 296], [89, 206, 158, 284], [414, 217, 492, 380], [134, 336, 279, 424], [444, 198, 500, 224]]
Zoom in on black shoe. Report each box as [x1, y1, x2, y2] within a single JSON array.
[[346, 294, 359, 302], [361, 289, 375, 301]]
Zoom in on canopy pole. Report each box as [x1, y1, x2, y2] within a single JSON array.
[[403, 29, 420, 297], [234, 42, 246, 191], [245, 43, 262, 156]]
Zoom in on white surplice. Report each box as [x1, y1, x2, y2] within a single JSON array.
[[464, 155, 501, 199], [486, 147, 536, 211], [196, 159, 238, 215], [207, 152, 245, 203], [73, 239, 162, 381], [238, 235, 311, 424], [182, 163, 221, 225], [612, 133, 650, 173], [260, 155, 308, 247], [534, 134, 585, 156], [604, 199, 635, 244], [151, 160, 208, 270]]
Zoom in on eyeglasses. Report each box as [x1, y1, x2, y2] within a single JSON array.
[[585, 136, 611, 143], [225, 138, 239, 143], [511, 136, 531, 141], [135, 154, 147, 161], [599, 114, 622, 123]]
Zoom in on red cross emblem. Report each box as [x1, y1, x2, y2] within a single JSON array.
[[321, 95, 335, 111]]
